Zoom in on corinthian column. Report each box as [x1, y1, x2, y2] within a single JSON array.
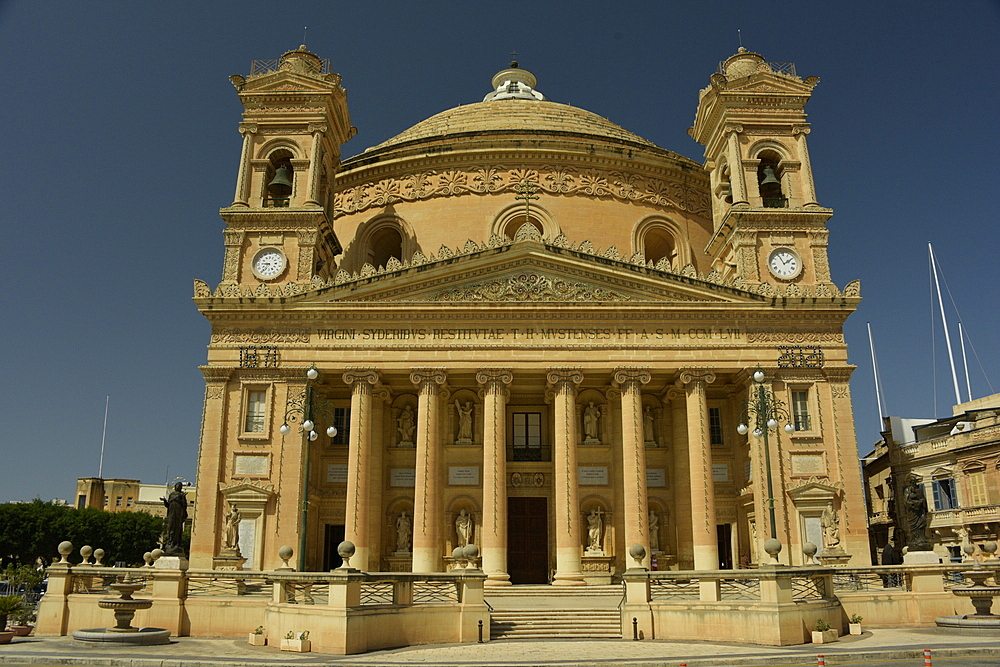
[[546, 368, 585, 586], [306, 123, 327, 206], [614, 367, 651, 566], [342, 368, 381, 571], [678, 369, 718, 572], [477, 368, 513, 585], [232, 123, 256, 207], [410, 368, 447, 572]]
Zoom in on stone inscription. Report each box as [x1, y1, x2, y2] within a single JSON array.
[[448, 466, 480, 486], [791, 454, 825, 475], [579, 467, 609, 486], [646, 469, 666, 487], [326, 464, 348, 484], [233, 454, 268, 476], [390, 468, 416, 488], [317, 326, 744, 344]]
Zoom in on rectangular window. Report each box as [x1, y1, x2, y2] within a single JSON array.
[[126, 497, 134, 508], [932, 479, 958, 510], [77, 494, 86, 509], [709, 407, 724, 447], [244, 389, 267, 432], [331, 407, 350, 445], [512, 412, 542, 461], [791, 390, 812, 431], [115, 496, 123, 507], [103, 495, 109, 507], [967, 471, 988, 507]]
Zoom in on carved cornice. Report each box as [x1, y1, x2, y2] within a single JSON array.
[[201, 366, 233, 383], [211, 328, 310, 344], [434, 273, 633, 303], [333, 164, 711, 218]]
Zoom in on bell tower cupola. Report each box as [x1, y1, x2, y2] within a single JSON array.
[[690, 48, 834, 289], [218, 46, 356, 288]]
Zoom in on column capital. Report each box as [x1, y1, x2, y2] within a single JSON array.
[[342, 367, 381, 388], [546, 367, 583, 389], [238, 122, 258, 135], [410, 368, 447, 388], [677, 369, 717, 387], [308, 123, 328, 134], [724, 122, 744, 136], [663, 385, 685, 401], [613, 367, 651, 388], [476, 368, 513, 387]]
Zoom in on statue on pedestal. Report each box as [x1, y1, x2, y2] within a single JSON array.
[[821, 501, 841, 551], [904, 476, 931, 551], [455, 509, 472, 547], [455, 400, 473, 442], [583, 402, 601, 443], [643, 406, 656, 444], [160, 481, 188, 557], [222, 502, 241, 554], [396, 511, 412, 553], [649, 510, 660, 551], [586, 508, 604, 552], [397, 405, 415, 446]]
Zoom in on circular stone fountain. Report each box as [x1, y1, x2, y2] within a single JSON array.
[[72, 576, 170, 644], [936, 563, 1000, 630]]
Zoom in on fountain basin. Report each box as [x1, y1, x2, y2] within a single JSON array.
[[72, 627, 170, 644]]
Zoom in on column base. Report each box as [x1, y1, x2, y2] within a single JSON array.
[[551, 572, 586, 586], [485, 573, 512, 586]]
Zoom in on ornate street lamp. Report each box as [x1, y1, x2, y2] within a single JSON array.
[[737, 367, 795, 551], [279, 365, 338, 570]]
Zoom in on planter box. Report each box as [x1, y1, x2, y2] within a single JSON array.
[[248, 633, 266, 646], [9, 625, 33, 637], [0, 631, 13, 644], [812, 629, 838, 644], [280, 638, 311, 652], [848, 623, 863, 636]]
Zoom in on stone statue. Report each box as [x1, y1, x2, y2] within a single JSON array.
[[160, 481, 188, 556], [455, 509, 472, 547], [223, 502, 241, 552], [455, 400, 473, 442], [586, 508, 604, 552], [821, 501, 840, 549], [643, 406, 655, 443], [904, 477, 931, 551], [649, 509, 660, 551], [396, 511, 412, 552], [397, 405, 415, 445], [583, 402, 601, 443]]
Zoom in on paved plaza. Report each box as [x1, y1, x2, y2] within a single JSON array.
[[1, 628, 1000, 667]]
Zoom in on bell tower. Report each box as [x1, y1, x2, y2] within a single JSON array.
[[690, 48, 833, 290], [219, 46, 356, 290]]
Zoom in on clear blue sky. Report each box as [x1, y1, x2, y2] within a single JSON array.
[[3, 1, 999, 502]]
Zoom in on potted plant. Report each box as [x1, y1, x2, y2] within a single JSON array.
[[8, 605, 35, 636], [0, 595, 23, 631], [848, 613, 863, 635], [248, 625, 266, 646], [811, 618, 838, 644], [280, 630, 310, 652]]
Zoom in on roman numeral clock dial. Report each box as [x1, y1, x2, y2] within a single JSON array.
[[767, 247, 802, 280], [251, 247, 287, 281]]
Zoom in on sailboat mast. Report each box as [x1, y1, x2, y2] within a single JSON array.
[[928, 243, 962, 406], [867, 322, 886, 431]]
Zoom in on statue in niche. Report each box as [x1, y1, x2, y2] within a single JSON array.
[[648, 509, 660, 551], [583, 402, 601, 443], [222, 502, 241, 553], [586, 508, 604, 552], [643, 406, 656, 444], [455, 400, 474, 442], [821, 501, 841, 549], [903, 476, 931, 551], [397, 405, 415, 445], [396, 511, 412, 552], [160, 481, 188, 556], [455, 509, 472, 547]]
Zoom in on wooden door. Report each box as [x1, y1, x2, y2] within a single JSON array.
[[507, 497, 548, 584]]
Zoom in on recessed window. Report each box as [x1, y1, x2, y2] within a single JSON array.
[[932, 478, 958, 510], [115, 496, 123, 508], [791, 390, 812, 432], [966, 468, 988, 507], [244, 389, 267, 433], [367, 226, 403, 269], [511, 412, 543, 461], [331, 407, 350, 445], [709, 407, 724, 447], [126, 497, 134, 508]]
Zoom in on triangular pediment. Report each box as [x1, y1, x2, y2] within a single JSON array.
[[724, 72, 815, 95], [241, 71, 337, 94], [295, 239, 762, 305]]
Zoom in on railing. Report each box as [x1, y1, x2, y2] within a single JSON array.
[[250, 58, 332, 77], [186, 570, 271, 598], [720, 576, 760, 600], [650, 577, 699, 600], [762, 197, 788, 208], [791, 575, 826, 600], [68, 568, 151, 595]]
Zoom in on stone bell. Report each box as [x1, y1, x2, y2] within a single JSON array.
[[267, 164, 293, 196]]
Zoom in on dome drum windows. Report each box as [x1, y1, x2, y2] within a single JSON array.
[[634, 216, 688, 270]]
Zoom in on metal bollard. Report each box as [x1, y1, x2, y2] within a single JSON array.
[[816, 655, 825, 666], [478, 619, 484, 643], [632, 616, 638, 640], [924, 648, 932, 666]]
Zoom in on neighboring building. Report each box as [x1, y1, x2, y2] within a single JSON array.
[[190, 46, 870, 576], [75, 477, 196, 517], [863, 394, 1000, 563]]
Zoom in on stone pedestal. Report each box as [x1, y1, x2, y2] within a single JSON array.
[[581, 555, 614, 585], [213, 550, 246, 571], [817, 551, 852, 567], [904, 550, 942, 565], [154, 556, 189, 571], [383, 555, 413, 572]]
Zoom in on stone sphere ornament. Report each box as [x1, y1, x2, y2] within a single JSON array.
[[143, 552, 153, 567], [802, 542, 818, 565], [628, 543, 647, 568], [337, 540, 356, 568], [150, 548, 163, 563], [94, 548, 105, 566], [58, 541, 73, 564], [80, 545, 93, 564], [764, 538, 783, 565], [278, 545, 294, 568], [462, 544, 479, 568], [451, 546, 465, 561], [984, 541, 998, 559]]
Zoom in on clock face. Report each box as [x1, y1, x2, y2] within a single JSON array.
[[768, 248, 801, 279], [252, 248, 286, 280]]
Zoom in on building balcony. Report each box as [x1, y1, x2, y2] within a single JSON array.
[[928, 504, 1000, 529]]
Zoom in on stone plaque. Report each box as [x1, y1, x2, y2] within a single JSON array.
[[390, 468, 416, 488], [712, 464, 729, 482], [448, 466, 480, 486], [326, 464, 348, 484], [238, 519, 255, 570], [233, 454, 268, 476], [578, 467, 609, 486], [791, 454, 825, 475], [646, 469, 666, 487], [804, 515, 823, 556]]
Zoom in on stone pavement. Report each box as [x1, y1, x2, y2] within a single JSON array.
[[1, 628, 999, 667]]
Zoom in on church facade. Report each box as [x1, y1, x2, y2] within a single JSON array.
[[189, 46, 870, 580]]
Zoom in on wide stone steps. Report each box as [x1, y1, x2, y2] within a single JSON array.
[[485, 584, 622, 597], [490, 608, 622, 639]]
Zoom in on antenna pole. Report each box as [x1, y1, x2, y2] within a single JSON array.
[[867, 322, 885, 430], [738, 29, 743, 48], [959, 322, 972, 402], [303, 26, 307, 45], [98, 395, 109, 478], [929, 243, 962, 406]]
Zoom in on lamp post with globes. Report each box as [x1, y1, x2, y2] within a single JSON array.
[[280, 364, 338, 569], [737, 367, 795, 552]]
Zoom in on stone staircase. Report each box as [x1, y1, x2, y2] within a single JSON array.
[[486, 584, 623, 639]]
